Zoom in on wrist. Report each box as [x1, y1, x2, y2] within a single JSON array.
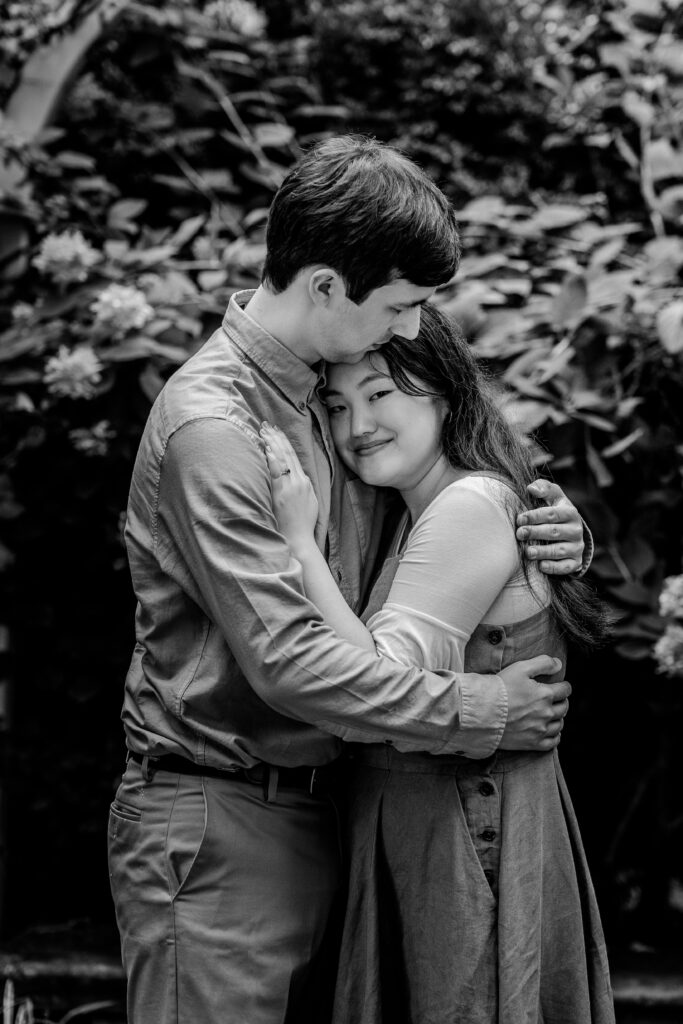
[[288, 534, 317, 561]]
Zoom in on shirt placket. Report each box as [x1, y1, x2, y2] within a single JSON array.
[[308, 395, 353, 606]]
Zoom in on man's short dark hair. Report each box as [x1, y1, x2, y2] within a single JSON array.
[[262, 136, 460, 304]]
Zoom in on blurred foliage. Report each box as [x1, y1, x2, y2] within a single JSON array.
[[0, 0, 682, 948]]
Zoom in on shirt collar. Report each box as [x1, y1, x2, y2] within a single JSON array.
[[222, 289, 322, 411]]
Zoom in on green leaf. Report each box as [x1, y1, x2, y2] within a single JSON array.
[[653, 42, 683, 78], [607, 580, 653, 607], [551, 273, 587, 329], [107, 199, 148, 227], [123, 245, 178, 267], [198, 270, 228, 291], [601, 428, 645, 458], [622, 90, 655, 127], [656, 301, 683, 353], [657, 185, 683, 223], [55, 151, 96, 170], [586, 441, 614, 487], [167, 214, 206, 251], [529, 204, 588, 231], [252, 123, 296, 149], [645, 138, 683, 183], [615, 639, 655, 660]]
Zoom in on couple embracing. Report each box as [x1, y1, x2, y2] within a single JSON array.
[[109, 136, 615, 1023]]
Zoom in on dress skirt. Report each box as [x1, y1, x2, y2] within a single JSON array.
[[332, 744, 615, 1024], [332, 572, 615, 1024]]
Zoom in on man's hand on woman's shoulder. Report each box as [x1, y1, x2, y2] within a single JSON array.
[[516, 480, 587, 576]]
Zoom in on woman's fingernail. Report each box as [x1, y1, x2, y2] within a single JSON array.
[[260, 420, 270, 430]]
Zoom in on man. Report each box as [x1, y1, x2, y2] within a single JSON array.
[[109, 136, 586, 1023]]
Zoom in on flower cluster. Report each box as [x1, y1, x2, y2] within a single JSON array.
[[91, 283, 154, 336], [43, 345, 103, 400], [203, 0, 266, 37], [32, 230, 100, 284], [658, 575, 683, 619], [654, 574, 683, 678], [69, 420, 116, 457]]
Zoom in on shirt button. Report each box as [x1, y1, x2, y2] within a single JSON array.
[[384, 740, 394, 746], [480, 828, 497, 842], [454, 750, 465, 757], [488, 629, 503, 645], [479, 781, 495, 797], [298, 401, 306, 411], [335, 567, 343, 582]]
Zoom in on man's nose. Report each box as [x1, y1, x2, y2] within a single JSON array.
[[392, 305, 421, 340]]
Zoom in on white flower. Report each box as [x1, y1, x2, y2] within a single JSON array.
[[91, 283, 154, 336], [32, 230, 100, 283], [653, 623, 683, 678], [44, 345, 103, 400], [69, 419, 115, 456], [11, 302, 33, 322], [204, 0, 266, 37], [658, 574, 683, 620]]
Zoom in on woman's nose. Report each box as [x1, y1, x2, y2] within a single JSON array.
[[350, 407, 376, 437]]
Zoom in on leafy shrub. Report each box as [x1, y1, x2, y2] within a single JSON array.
[[1, 0, 682, 946]]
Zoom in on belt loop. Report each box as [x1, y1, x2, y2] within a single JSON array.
[[309, 767, 318, 797], [264, 766, 278, 803], [141, 755, 156, 782]]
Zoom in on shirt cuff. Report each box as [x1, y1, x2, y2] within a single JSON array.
[[573, 520, 594, 578], [438, 672, 508, 758]]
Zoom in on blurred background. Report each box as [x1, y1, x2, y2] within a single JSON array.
[[1, 0, 682, 1019]]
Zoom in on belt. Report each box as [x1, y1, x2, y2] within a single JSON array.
[[127, 750, 331, 800]]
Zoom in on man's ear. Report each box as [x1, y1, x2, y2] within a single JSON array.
[[308, 268, 346, 307]]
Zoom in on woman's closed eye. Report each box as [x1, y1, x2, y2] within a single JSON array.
[[369, 388, 394, 402]]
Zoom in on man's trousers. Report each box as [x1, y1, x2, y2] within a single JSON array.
[[108, 756, 342, 1024]]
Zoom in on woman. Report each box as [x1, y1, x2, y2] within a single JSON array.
[[259, 303, 614, 1024]]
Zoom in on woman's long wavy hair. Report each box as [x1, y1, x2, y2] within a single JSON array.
[[378, 303, 608, 650]]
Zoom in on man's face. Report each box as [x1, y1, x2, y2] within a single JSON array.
[[318, 279, 436, 363]]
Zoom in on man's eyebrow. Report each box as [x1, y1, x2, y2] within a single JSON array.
[[393, 298, 428, 309], [323, 372, 391, 397]]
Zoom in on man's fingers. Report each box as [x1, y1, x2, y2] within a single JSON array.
[[519, 655, 563, 679], [525, 480, 567, 505], [516, 521, 583, 543], [517, 503, 578, 528], [536, 557, 582, 574]]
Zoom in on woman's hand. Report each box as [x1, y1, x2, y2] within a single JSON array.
[[260, 422, 318, 553]]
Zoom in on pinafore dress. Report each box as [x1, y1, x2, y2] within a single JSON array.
[[332, 547, 615, 1024]]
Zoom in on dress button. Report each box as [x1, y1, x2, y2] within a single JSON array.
[[479, 781, 495, 797], [480, 828, 497, 842], [488, 629, 503, 645]]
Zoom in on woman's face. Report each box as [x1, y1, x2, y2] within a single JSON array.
[[324, 353, 448, 491]]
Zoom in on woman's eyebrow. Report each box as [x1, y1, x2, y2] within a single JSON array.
[[324, 372, 391, 398]]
